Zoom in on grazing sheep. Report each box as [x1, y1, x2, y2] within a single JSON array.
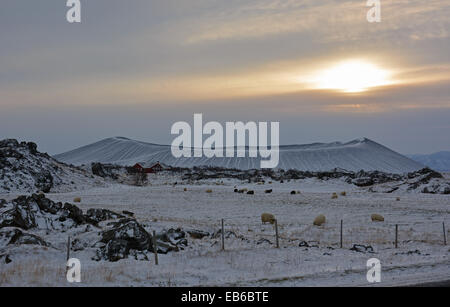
[[371, 214, 384, 222], [206, 189, 212, 193], [331, 193, 338, 199], [340, 191, 347, 196], [313, 214, 326, 226], [183, 188, 187, 191], [73, 197, 81, 203], [265, 189, 273, 194], [261, 213, 276, 225], [396, 197, 400, 201]]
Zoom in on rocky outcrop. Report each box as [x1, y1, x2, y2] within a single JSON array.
[[94, 219, 188, 261], [0, 138, 103, 193], [182, 166, 448, 194], [0, 194, 91, 230], [0, 194, 188, 262], [91, 163, 127, 180]]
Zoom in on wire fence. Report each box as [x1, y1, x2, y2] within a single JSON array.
[[207, 217, 449, 251]]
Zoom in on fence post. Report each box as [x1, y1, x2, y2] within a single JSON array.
[[443, 222, 447, 246], [395, 224, 398, 248], [221, 219, 225, 251], [340, 220, 343, 248], [275, 219, 279, 248], [66, 236, 70, 261], [152, 230, 159, 265]]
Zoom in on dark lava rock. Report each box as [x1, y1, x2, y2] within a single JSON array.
[[91, 162, 124, 180], [298, 241, 310, 247], [350, 244, 374, 253], [100, 219, 151, 251], [0, 254, 12, 264], [71, 238, 88, 251], [96, 219, 187, 261], [122, 210, 134, 217], [265, 189, 272, 194], [299, 241, 319, 248], [352, 177, 374, 187], [186, 229, 210, 239], [0, 228, 49, 247], [86, 208, 124, 223], [157, 228, 187, 248], [256, 238, 272, 245], [96, 219, 152, 261], [33, 170, 53, 193], [211, 229, 240, 240], [247, 190, 255, 195], [394, 249, 424, 256], [0, 194, 93, 230]]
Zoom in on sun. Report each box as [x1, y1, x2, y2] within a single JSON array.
[[312, 60, 391, 93]]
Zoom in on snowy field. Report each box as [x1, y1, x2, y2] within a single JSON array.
[[0, 173, 449, 287]]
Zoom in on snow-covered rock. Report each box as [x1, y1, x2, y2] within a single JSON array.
[[0, 139, 105, 193]]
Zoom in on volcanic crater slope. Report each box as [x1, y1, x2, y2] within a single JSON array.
[[55, 136, 424, 174]]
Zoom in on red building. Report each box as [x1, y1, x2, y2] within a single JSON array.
[[132, 162, 163, 174]]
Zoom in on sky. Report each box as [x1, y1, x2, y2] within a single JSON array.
[[0, 0, 449, 155]]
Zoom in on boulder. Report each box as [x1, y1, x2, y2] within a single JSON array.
[[100, 219, 151, 251], [95, 219, 152, 261]]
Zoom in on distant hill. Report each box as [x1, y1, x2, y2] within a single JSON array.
[[407, 151, 450, 172], [54, 137, 424, 174]]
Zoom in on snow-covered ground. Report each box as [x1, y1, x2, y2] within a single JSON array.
[[0, 174, 450, 286], [0, 174, 449, 287]]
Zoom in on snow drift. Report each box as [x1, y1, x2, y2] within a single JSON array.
[[54, 137, 424, 173]]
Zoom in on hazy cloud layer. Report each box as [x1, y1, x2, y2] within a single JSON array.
[[0, 0, 449, 154]]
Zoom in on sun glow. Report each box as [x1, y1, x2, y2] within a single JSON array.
[[312, 60, 391, 93]]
